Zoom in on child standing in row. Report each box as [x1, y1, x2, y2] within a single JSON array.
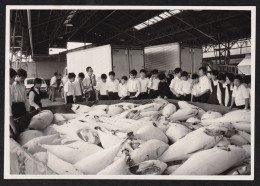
[[138, 69, 149, 99], [191, 73, 201, 102], [128, 70, 141, 99], [180, 71, 192, 101], [118, 76, 129, 100], [169, 68, 182, 100], [64, 73, 76, 104], [74, 72, 85, 103], [158, 73, 172, 99], [148, 69, 160, 99]]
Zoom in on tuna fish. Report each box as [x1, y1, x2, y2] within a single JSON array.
[[28, 110, 54, 130], [166, 123, 192, 143], [106, 105, 124, 117], [214, 137, 231, 147], [74, 139, 128, 174], [47, 152, 83, 175], [226, 163, 251, 175], [230, 134, 249, 146], [186, 117, 200, 123], [172, 145, 247, 175], [153, 97, 169, 104], [201, 111, 222, 120], [242, 145, 251, 158], [238, 131, 251, 143], [77, 128, 100, 144], [71, 104, 92, 114], [129, 160, 167, 175], [134, 125, 169, 144], [97, 151, 131, 175], [131, 139, 169, 164], [159, 127, 224, 162], [22, 134, 62, 154], [33, 152, 48, 164], [42, 141, 103, 164], [169, 108, 199, 122], [162, 103, 177, 118], [178, 101, 206, 119], [97, 128, 125, 149], [164, 164, 181, 175], [18, 130, 44, 146], [232, 121, 251, 133]]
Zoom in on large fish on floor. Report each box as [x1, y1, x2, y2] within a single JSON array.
[[129, 160, 167, 175], [166, 123, 192, 143], [28, 110, 54, 130]]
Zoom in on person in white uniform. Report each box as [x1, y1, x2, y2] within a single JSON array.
[[169, 68, 183, 100], [148, 69, 160, 99], [191, 73, 201, 102], [49, 72, 58, 102], [197, 67, 211, 103], [118, 76, 129, 100], [128, 69, 141, 99], [107, 71, 119, 100], [180, 71, 192, 101], [229, 75, 250, 110], [74, 72, 85, 103], [138, 69, 149, 99], [64, 73, 76, 104], [83, 67, 97, 101], [96, 74, 109, 100]]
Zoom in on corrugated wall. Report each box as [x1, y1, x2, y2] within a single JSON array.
[[144, 43, 180, 73]]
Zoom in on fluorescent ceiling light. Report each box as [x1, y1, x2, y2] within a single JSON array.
[[67, 42, 92, 50], [49, 48, 67, 55], [134, 10, 182, 30]]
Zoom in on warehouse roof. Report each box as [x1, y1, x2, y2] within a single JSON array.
[[10, 9, 251, 55]]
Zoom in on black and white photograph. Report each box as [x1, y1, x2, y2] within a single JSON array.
[[4, 5, 255, 180]]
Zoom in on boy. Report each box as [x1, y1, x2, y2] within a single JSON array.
[[208, 70, 221, 105], [10, 68, 30, 119], [83, 67, 96, 101], [29, 78, 43, 111], [74, 72, 85, 103], [169, 68, 182, 100], [128, 69, 141, 99], [229, 75, 250, 110], [10, 68, 17, 137], [180, 71, 192, 101], [158, 73, 171, 99], [191, 73, 201, 102], [148, 69, 160, 99], [96, 74, 109, 100], [197, 67, 211, 103], [64, 73, 76, 104], [49, 72, 58, 102], [138, 69, 149, 99], [119, 76, 129, 100], [217, 73, 226, 106], [107, 71, 119, 100]]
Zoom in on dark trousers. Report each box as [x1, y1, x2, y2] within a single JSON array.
[[148, 89, 159, 99], [120, 96, 129, 100], [235, 104, 250, 109], [49, 86, 56, 101], [208, 92, 219, 105], [100, 95, 109, 100], [129, 92, 136, 97], [138, 92, 148, 99], [75, 95, 83, 103], [12, 102, 26, 119], [199, 92, 210, 103], [66, 95, 74, 104], [181, 94, 191, 101], [172, 94, 181, 100], [192, 95, 200, 102], [108, 92, 119, 100], [87, 90, 96, 101]]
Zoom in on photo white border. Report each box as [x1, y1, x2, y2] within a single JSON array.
[[4, 5, 256, 180]]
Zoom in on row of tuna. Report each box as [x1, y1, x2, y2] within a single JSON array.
[[17, 98, 251, 175]]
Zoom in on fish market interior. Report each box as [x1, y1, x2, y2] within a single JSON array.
[[9, 8, 252, 177]]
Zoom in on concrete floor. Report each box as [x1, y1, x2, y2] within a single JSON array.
[[41, 91, 65, 107]]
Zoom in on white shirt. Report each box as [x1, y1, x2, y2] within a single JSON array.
[[64, 81, 75, 96], [148, 77, 160, 90], [50, 76, 57, 87], [169, 77, 182, 94], [83, 75, 96, 91], [61, 76, 68, 87], [96, 81, 108, 96], [10, 82, 30, 111], [74, 80, 83, 96], [29, 87, 40, 109], [192, 83, 201, 96], [232, 84, 250, 106], [180, 79, 192, 94], [118, 83, 128, 98], [127, 78, 141, 97], [138, 77, 149, 93], [106, 79, 119, 92], [199, 75, 211, 93]]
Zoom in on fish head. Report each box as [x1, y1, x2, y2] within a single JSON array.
[[77, 128, 100, 144], [129, 160, 167, 175]]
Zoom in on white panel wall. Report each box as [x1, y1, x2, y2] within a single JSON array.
[[66, 45, 112, 78], [144, 43, 180, 73], [181, 47, 203, 74]]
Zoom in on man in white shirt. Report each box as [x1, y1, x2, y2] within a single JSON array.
[[148, 69, 160, 99], [29, 78, 43, 111], [138, 69, 149, 99], [64, 73, 76, 104], [128, 69, 141, 99], [107, 71, 119, 100], [169, 68, 182, 100], [96, 74, 109, 100], [83, 67, 97, 101], [74, 72, 85, 103], [197, 67, 211, 103], [119, 76, 129, 100], [180, 71, 192, 101], [49, 72, 58, 102], [229, 75, 250, 110], [191, 73, 201, 102]]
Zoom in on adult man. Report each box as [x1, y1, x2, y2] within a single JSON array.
[[74, 72, 85, 102], [49, 72, 58, 101], [169, 68, 182, 100], [83, 67, 97, 101], [197, 67, 211, 103]]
